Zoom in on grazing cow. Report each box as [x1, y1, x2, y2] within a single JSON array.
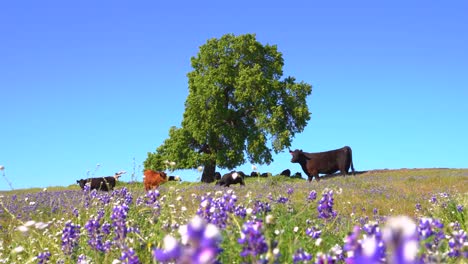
[[76, 176, 116, 191], [144, 170, 168, 191], [280, 169, 291, 177], [216, 171, 245, 187], [215, 172, 222, 181], [289, 146, 355, 182], [168, 175, 181, 181]]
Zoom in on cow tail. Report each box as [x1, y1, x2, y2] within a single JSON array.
[[348, 147, 355, 175]]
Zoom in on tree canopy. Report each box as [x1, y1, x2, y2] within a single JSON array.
[[144, 33, 312, 182]]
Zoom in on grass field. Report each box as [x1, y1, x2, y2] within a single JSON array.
[[0, 168, 467, 263]]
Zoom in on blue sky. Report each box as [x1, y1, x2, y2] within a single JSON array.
[[1, 1, 467, 190]]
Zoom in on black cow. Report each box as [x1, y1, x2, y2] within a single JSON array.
[[168, 176, 181, 181], [291, 172, 303, 179], [216, 171, 245, 187], [289, 146, 355, 182], [77, 176, 116, 191], [280, 169, 291, 177], [215, 172, 222, 181]]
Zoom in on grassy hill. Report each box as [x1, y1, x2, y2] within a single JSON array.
[[0, 168, 466, 263]]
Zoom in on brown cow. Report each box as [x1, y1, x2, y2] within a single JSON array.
[[289, 146, 355, 182], [143, 170, 168, 191]]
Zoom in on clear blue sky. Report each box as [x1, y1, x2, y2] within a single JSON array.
[[1, 1, 467, 190]]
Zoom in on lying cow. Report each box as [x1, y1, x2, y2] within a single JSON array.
[[216, 171, 245, 187], [144, 170, 168, 191], [280, 169, 291, 177], [77, 176, 116, 191], [289, 146, 355, 182], [168, 175, 181, 181]]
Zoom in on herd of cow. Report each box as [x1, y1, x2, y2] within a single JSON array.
[[76, 146, 356, 192]]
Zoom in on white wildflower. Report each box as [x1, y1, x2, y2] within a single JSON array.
[[293, 226, 299, 233], [24, 220, 36, 227], [266, 214, 274, 224], [17, 226, 28, 233], [315, 238, 322, 246], [13, 246, 24, 253]]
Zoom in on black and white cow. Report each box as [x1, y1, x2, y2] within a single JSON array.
[[216, 171, 245, 187]]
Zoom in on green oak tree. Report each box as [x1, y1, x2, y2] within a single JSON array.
[[144, 33, 312, 183]]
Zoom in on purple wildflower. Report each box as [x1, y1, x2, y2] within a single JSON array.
[[85, 213, 111, 252], [415, 203, 422, 211], [317, 190, 337, 220], [383, 216, 419, 264], [153, 215, 222, 264], [61, 220, 81, 255], [111, 204, 130, 245], [293, 248, 312, 263], [344, 225, 382, 264], [456, 204, 464, 212], [307, 190, 317, 201], [276, 196, 289, 204], [37, 251, 51, 264], [120, 247, 140, 264], [77, 254, 90, 264], [448, 229, 468, 258], [196, 191, 238, 228], [305, 225, 322, 239], [238, 220, 269, 258], [287, 187, 294, 195]]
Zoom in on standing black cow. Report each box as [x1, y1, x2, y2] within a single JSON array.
[[216, 171, 245, 187], [76, 176, 116, 191], [289, 146, 355, 182]]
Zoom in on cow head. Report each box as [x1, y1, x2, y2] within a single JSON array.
[[159, 171, 168, 181], [289, 149, 303, 163], [76, 179, 86, 189]]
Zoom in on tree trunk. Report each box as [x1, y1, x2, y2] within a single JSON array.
[[201, 162, 216, 183]]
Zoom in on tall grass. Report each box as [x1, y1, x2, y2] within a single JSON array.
[[0, 169, 466, 263]]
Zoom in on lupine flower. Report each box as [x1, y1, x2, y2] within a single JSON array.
[[120, 247, 140, 264], [343, 225, 382, 263], [276, 196, 289, 204], [111, 204, 130, 245], [293, 248, 312, 263], [37, 251, 51, 264], [318, 190, 337, 220], [383, 216, 419, 264], [77, 254, 91, 264], [238, 220, 269, 258], [448, 229, 468, 258], [415, 203, 422, 211], [85, 212, 111, 252], [196, 191, 239, 228], [305, 225, 322, 239], [153, 215, 222, 264], [307, 190, 317, 201], [61, 220, 81, 255], [456, 205, 464, 212]]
